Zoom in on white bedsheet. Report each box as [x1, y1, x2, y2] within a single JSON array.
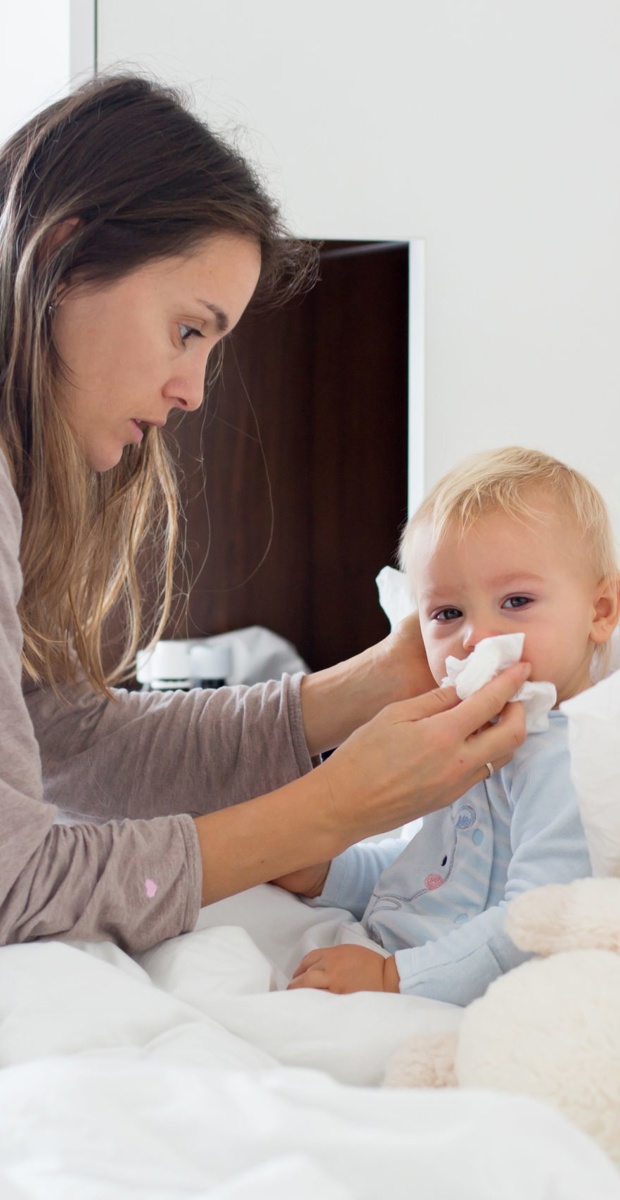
[[0, 884, 618, 1198]]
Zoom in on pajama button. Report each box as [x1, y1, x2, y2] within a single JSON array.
[[456, 805, 476, 829], [454, 913, 469, 925], [472, 829, 484, 845]]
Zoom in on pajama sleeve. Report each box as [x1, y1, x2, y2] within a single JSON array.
[[308, 837, 407, 920]]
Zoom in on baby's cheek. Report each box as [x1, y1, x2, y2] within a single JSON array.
[[420, 624, 453, 684], [431, 650, 450, 685], [520, 634, 545, 676]]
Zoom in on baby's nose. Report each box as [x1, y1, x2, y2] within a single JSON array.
[[462, 621, 497, 654]]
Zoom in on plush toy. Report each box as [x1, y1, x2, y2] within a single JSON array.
[[383, 876, 620, 1166]]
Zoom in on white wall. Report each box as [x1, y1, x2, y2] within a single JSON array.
[[0, 0, 73, 145], [91, 2, 620, 534]]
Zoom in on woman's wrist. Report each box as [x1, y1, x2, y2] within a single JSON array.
[[300, 648, 385, 756], [301, 614, 434, 757], [193, 767, 348, 907]]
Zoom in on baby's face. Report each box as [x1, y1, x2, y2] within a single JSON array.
[[410, 499, 606, 704]]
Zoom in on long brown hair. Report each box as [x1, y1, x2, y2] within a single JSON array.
[[0, 74, 317, 693]]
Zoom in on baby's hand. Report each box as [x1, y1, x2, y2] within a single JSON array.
[[287, 945, 399, 993], [271, 862, 331, 897]]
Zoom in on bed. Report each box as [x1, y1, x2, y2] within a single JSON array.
[[0, 879, 619, 1199], [4, 576, 620, 1198]]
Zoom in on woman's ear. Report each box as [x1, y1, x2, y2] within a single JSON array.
[[39, 216, 80, 280], [44, 217, 81, 257], [42, 218, 81, 308], [589, 576, 620, 645]]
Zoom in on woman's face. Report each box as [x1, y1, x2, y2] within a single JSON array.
[[52, 233, 262, 471]]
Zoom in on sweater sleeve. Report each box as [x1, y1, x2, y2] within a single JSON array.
[[0, 452, 312, 952], [0, 453, 203, 952], [25, 671, 313, 823]]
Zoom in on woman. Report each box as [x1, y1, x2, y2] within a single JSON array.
[[0, 73, 527, 954]]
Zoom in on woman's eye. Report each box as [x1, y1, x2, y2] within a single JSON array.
[[433, 608, 462, 623], [179, 324, 203, 343], [502, 596, 531, 610]]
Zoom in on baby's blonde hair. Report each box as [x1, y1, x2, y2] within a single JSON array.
[[399, 446, 618, 585]]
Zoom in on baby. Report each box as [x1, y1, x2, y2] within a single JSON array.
[[284, 447, 620, 1005]]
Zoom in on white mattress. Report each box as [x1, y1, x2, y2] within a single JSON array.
[[0, 883, 617, 1198]]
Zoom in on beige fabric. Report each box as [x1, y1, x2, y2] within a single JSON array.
[[0, 451, 312, 953]]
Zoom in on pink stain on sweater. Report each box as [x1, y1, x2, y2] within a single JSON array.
[[144, 879, 158, 899]]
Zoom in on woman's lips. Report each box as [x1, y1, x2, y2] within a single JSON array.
[[129, 419, 144, 443]]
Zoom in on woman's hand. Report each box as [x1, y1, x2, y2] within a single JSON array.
[[375, 610, 437, 700], [301, 612, 434, 757], [316, 661, 530, 846], [288, 945, 399, 993], [195, 662, 528, 907], [271, 862, 331, 897]]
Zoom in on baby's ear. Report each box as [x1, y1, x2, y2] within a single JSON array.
[[590, 574, 620, 644]]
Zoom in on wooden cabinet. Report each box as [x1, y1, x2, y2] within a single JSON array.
[[169, 241, 409, 669]]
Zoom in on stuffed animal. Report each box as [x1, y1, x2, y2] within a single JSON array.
[[383, 877, 620, 1166]]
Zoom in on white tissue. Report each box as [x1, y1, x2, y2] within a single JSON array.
[[376, 566, 414, 630], [443, 633, 556, 734], [562, 672, 620, 877]]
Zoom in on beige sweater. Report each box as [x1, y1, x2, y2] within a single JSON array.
[[0, 452, 312, 953]]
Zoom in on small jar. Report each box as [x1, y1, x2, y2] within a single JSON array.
[[137, 640, 232, 691], [189, 644, 232, 689]]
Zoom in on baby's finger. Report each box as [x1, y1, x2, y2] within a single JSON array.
[[290, 951, 324, 979], [287, 967, 328, 991]]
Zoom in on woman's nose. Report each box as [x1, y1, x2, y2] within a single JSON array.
[[177, 386, 205, 413], [166, 353, 210, 413]]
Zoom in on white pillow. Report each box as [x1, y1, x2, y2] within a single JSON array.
[[562, 672, 620, 878]]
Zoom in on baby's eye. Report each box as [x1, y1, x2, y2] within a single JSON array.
[[502, 595, 532, 610], [179, 324, 203, 343], [433, 607, 463, 622]]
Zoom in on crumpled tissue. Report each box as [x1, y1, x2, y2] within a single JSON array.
[[443, 633, 556, 734], [562, 672, 620, 877], [376, 565, 415, 631], [375, 568, 555, 734]]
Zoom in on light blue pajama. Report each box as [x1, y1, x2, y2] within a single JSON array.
[[313, 711, 591, 1005]]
